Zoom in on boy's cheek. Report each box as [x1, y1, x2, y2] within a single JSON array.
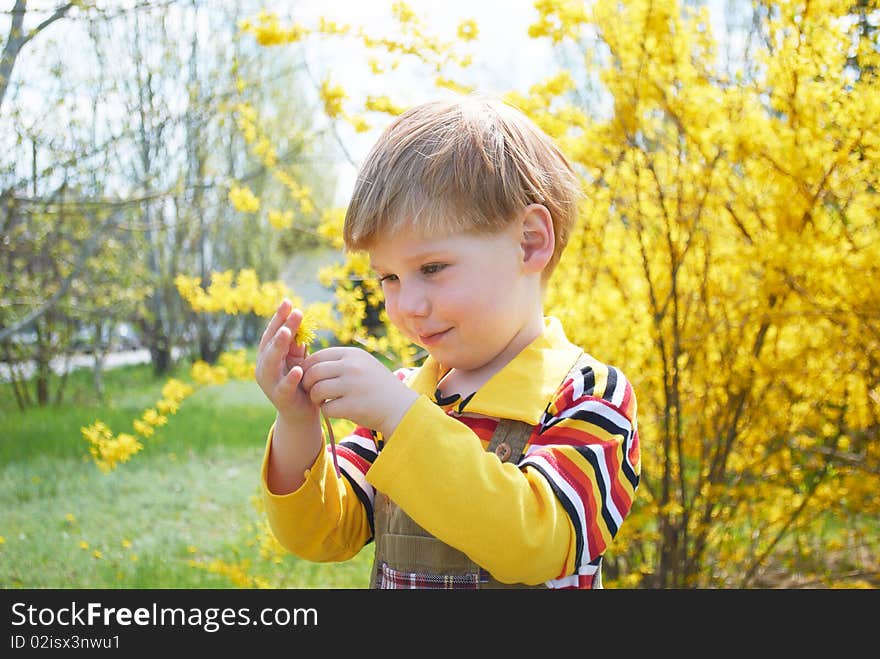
[[382, 301, 404, 329]]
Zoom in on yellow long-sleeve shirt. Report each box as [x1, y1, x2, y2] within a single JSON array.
[[261, 317, 641, 587]]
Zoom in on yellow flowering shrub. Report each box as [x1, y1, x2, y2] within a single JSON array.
[[174, 269, 293, 318], [537, 0, 880, 586], [86, 0, 879, 589]]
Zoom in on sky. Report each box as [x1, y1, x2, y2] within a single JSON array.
[[281, 0, 739, 205], [3, 0, 736, 206], [293, 0, 557, 94], [281, 0, 561, 203], [1, 0, 557, 202]]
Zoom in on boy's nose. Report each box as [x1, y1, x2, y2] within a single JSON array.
[[397, 283, 430, 317]]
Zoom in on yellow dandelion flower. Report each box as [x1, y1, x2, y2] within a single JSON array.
[[93, 550, 103, 559], [0, 536, 5, 544], [121, 539, 132, 549], [187, 545, 198, 554], [64, 513, 76, 523], [294, 310, 318, 346], [130, 554, 139, 562], [79, 540, 89, 550]]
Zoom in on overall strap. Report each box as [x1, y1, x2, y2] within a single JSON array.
[[486, 417, 532, 464]]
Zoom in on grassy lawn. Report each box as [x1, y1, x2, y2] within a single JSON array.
[[0, 360, 374, 589]]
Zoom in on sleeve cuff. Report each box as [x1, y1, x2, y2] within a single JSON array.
[[260, 423, 327, 500]]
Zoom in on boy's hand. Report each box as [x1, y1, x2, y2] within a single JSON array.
[[254, 299, 319, 425], [300, 347, 419, 438]]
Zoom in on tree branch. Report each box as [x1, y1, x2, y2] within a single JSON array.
[[0, 206, 122, 343], [0, 0, 75, 111]]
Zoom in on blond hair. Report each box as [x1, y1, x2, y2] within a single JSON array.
[[343, 95, 581, 277]]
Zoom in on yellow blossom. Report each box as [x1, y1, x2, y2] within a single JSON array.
[[142, 409, 167, 427], [319, 78, 347, 118], [346, 114, 371, 133], [434, 76, 474, 95], [132, 420, 154, 438], [391, 1, 417, 24], [161, 379, 193, 404], [365, 95, 407, 116], [239, 11, 309, 46], [228, 184, 260, 213], [219, 350, 254, 380], [267, 209, 294, 229], [191, 361, 227, 385], [156, 398, 180, 415], [317, 207, 346, 249], [457, 19, 479, 41]]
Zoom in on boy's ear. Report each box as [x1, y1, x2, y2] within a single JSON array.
[[519, 204, 555, 275]]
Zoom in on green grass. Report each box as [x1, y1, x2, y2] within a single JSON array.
[[0, 360, 375, 589]]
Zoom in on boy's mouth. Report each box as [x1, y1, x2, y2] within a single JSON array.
[[418, 328, 451, 346]]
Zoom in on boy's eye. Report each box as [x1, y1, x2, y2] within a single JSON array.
[[378, 274, 398, 284], [421, 263, 447, 276]]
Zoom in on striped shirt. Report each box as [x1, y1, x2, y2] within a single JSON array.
[[262, 316, 641, 588]]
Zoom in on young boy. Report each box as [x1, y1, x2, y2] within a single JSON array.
[[254, 95, 641, 589]]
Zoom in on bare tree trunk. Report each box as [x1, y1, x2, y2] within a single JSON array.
[[92, 321, 106, 399], [0, 0, 74, 111]]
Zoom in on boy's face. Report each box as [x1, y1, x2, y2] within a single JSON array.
[[368, 224, 539, 374]]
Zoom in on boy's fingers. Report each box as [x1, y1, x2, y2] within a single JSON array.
[[307, 378, 340, 407], [259, 299, 292, 352], [275, 364, 304, 397], [300, 358, 342, 392], [259, 327, 291, 375], [255, 326, 289, 384], [300, 346, 347, 371], [282, 307, 304, 333], [273, 326, 292, 351]]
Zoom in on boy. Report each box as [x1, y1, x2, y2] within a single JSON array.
[[255, 95, 641, 589]]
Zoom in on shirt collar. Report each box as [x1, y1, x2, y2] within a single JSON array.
[[406, 316, 583, 425]]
